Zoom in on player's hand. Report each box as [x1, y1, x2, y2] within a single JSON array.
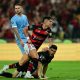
[[27, 39, 32, 44], [26, 36, 32, 44], [20, 39, 24, 47], [42, 47, 49, 51], [40, 75, 48, 79]]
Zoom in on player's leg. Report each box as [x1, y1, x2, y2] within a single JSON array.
[[29, 48, 38, 70], [28, 44, 38, 70], [32, 70, 38, 78], [12, 61, 29, 78], [12, 70, 20, 78], [9, 62, 19, 69], [0, 42, 27, 72], [0, 72, 12, 78], [15, 43, 30, 72], [19, 53, 29, 66], [15, 43, 35, 79], [18, 42, 29, 66], [24, 44, 39, 78]]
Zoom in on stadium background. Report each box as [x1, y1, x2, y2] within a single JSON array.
[[0, 0, 80, 80], [0, 0, 80, 60]]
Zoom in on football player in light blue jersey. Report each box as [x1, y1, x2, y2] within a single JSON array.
[[11, 8, 29, 53], [11, 4, 37, 62], [10, 4, 38, 78]]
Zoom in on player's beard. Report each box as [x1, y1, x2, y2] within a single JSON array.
[[18, 11, 22, 15], [16, 11, 22, 15]]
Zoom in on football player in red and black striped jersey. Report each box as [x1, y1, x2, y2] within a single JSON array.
[[24, 16, 55, 78], [0, 44, 57, 79], [30, 16, 54, 50]]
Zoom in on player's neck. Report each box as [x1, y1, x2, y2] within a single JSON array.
[[17, 13, 23, 16]]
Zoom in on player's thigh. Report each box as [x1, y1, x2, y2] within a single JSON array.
[[16, 41, 25, 54], [19, 53, 29, 66], [29, 49, 38, 59], [29, 44, 38, 58]]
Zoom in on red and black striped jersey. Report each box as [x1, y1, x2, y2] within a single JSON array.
[[30, 24, 52, 50], [38, 51, 54, 64]]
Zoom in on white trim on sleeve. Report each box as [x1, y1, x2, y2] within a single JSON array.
[[26, 24, 29, 27], [12, 26, 17, 28]]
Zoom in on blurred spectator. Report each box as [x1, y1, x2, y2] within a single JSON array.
[[0, 0, 80, 42], [71, 14, 80, 41], [0, 16, 14, 42]]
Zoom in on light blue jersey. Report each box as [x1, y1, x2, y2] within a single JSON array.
[[11, 14, 29, 53], [11, 14, 29, 43]]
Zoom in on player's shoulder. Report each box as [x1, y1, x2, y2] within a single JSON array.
[[33, 24, 42, 28], [22, 14, 26, 17], [38, 51, 44, 55], [35, 23, 42, 26], [22, 14, 27, 18], [11, 15, 18, 20], [38, 51, 46, 55]]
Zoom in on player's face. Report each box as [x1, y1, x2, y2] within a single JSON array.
[[45, 19, 53, 28], [15, 5, 23, 14], [49, 48, 56, 56]]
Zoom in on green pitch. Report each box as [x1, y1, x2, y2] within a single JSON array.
[[0, 61, 80, 80]]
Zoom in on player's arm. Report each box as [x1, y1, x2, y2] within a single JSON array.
[[42, 63, 48, 78], [42, 46, 49, 51], [12, 28, 21, 41], [23, 16, 31, 43], [37, 61, 43, 78], [12, 27, 24, 46], [48, 31, 53, 46], [23, 26, 32, 44], [11, 18, 21, 41], [11, 18, 24, 46], [23, 26, 30, 38], [38, 62, 48, 78], [23, 24, 37, 38]]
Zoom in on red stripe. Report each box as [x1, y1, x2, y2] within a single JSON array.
[[31, 39, 42, 44], [32, 33, 44, 39], [31, 39, 37, 43], [35, 29, 48, 35], [32, 33, 37, 37]]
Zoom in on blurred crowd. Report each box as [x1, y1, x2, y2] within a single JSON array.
[[0, 0, 80, 42]]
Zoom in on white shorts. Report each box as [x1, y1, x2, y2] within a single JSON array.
[[24, 43, 36, 54]]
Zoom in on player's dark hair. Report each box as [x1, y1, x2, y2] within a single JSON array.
[[43, 16, 51, 21], [43, 16, 52, 22], [49, 44, 57, 50], [15, 3, 22, 6]]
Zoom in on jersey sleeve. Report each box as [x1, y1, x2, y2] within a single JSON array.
[[29, 24, 37, 30], [48, 29, 53, 38], [11, 18, 17, 28]]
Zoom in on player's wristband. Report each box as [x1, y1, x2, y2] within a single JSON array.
[[27, 36, 30, 40]]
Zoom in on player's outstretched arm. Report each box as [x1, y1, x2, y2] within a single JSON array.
[[37, 61, 43, 78], [42, 63, 48, 78]]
